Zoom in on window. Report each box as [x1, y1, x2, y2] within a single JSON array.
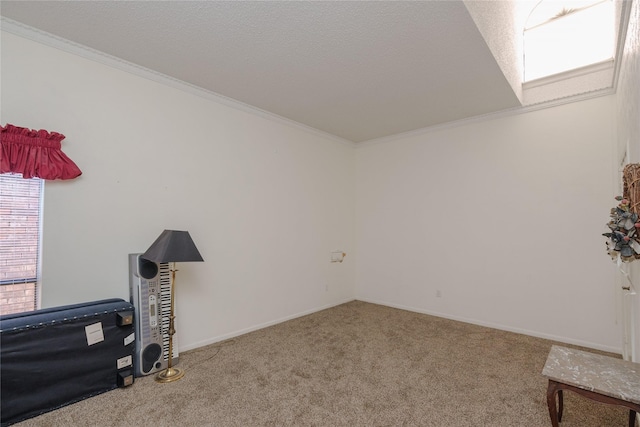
[[524, 0, 615, 81], [0, 174, 43, 315]]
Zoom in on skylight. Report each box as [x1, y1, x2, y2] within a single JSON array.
[[523, 0, 615, 82]]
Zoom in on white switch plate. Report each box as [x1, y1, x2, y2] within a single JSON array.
[[331, 251, 344, 262]]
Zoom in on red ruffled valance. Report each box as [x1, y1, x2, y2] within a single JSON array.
[[1, 124, 82, 180]]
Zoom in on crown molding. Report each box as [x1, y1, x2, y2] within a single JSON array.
[[0, 17, 356, 148], [522, 60, 614, 90], [2, 14, 623, 150], [357, 86, 615, 148], [611, 0, 634, 92]]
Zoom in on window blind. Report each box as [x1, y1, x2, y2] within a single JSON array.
[[0, 174, 42, 314]]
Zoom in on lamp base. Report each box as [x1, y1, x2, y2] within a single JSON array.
[[155, 366, 185, 383]]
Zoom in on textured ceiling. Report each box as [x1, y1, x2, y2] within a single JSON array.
[[2, 1, 531, 142]]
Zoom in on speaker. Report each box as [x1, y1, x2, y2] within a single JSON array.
[[128, 253, 178, 377]]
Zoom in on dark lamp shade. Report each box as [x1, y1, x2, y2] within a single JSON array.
[[142, 230, 204, 263]]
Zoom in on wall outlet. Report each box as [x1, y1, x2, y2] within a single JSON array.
[[436, 290, 442, 298]]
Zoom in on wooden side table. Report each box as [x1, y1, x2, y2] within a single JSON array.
[[542, 345, 640, 427]]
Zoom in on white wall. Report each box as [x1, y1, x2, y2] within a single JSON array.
[[615, 0, 640, 361], [2, 18, 633, 356], [1, 32, 356, 351], [355, 96, 620, 352]]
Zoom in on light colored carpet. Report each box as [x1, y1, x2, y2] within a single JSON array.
[[15, 301, 629, 426]]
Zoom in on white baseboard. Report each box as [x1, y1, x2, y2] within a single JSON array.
[[181, 297, 355, 352], [183, 296, 622, 356], [356, 297, 623, 355]]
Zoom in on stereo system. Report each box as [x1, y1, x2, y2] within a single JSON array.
[[128, 253, 179, 377]]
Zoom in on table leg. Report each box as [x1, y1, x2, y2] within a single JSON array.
[[547, 380, 561, 427], [629, 410, 636, 427], [558, 389, 563, 422]]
